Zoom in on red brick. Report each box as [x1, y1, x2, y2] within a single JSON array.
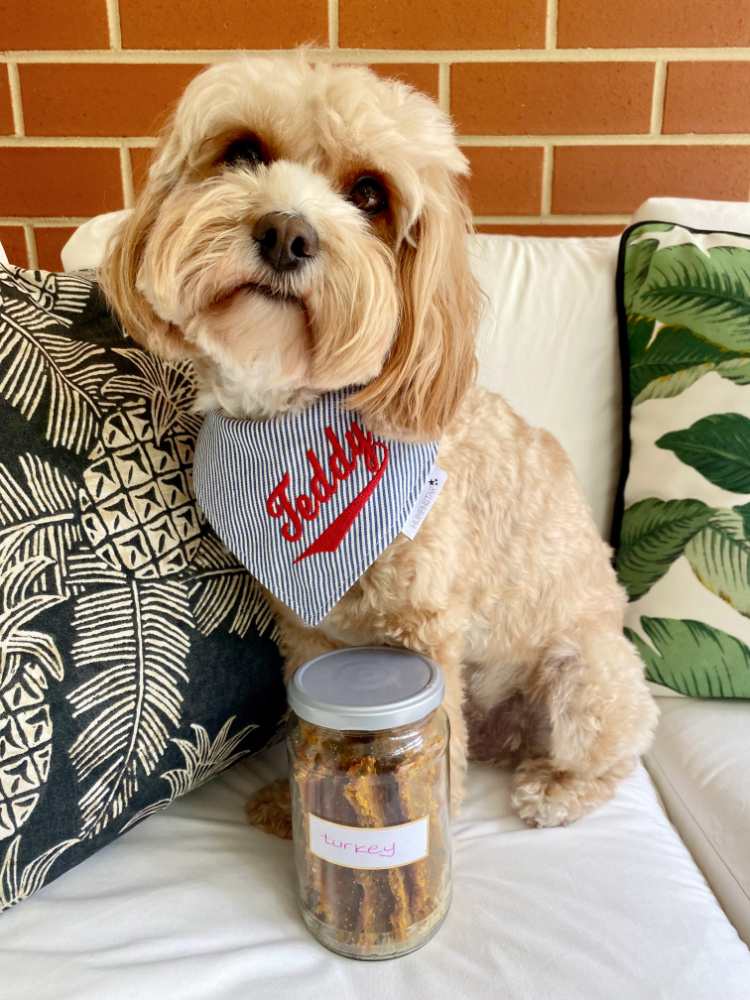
[[476, 223, 625, 237], [339, 0, 545, 49], [552, 145, 750, 215], [0, 227, 29, 268], [663, 63, 750, 135], [452, 63, 654, 136], [369, 64, 440, 102], [120, 0, 327, 49], [558, 0, 750, 48], [0, 0, 109, 49], [0, 149, 123, 217], [0, 68, 14, 136], [130, 148, 154, 196], [21, 65, 204, 138], [462, 147, 543, 216], [34, 227, 78, 271]]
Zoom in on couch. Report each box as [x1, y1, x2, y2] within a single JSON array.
[[1, 198, 749, 1000]]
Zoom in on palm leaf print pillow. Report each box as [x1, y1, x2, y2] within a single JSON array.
[[0, 262, 285, 911], [614, 221, 750, 698]]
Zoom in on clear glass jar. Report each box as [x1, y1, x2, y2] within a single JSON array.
[[286, 647, 451, 960]]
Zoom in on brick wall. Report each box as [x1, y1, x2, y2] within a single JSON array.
[[2, 0, 750, 270]]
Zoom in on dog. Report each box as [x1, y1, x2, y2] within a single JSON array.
[[100, 52, 658, 831]]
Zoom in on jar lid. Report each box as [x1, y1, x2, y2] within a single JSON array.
[[287, 646, 445, 731]]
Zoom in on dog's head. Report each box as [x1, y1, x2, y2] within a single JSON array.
[[100, 54, 481, 439]]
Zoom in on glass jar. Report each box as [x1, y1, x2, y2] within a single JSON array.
[[286, 646, 451, 961]]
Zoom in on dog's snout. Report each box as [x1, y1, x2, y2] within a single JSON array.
[[252, 212, 319, 272]]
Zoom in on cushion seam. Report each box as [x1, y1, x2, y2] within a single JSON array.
[[645, 750, 750, 910]]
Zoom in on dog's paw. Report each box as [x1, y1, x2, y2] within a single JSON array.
[[510, 762, 604, 828], [246, 779, 293, 839]]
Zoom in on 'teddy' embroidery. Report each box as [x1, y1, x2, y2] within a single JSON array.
[[193, 392, 438, 625]]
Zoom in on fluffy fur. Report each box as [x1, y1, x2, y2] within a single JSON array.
[[100, 52, 658, 831]]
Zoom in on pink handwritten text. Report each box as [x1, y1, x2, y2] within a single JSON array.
[[322, 832, 396, 859]]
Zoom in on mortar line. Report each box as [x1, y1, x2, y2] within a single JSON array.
[[541, 145, 554, 215], [105, 0, 122, 50], [7, 63, 24, 136], [650, 60, 667, 135], [5, 47, 750, 64], [120, 145, 135, 208], [439, 63, 451, 115], [2, 212, 632, 227], [1, 216, 93, 226], [0, 136, 159, 146], [545, 0, 558, 50], [4, 132, 750, 148], [458, 133, 750, 146], [328, 0, 339, 49], [23, 225, 38, 269], [474, 213, 630, 224]]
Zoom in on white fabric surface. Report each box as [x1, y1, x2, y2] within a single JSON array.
[[471, 234, 621, 538], [2, 746, 749, 1000], [631, 197, 750, 235], [60, 209, 130, 272], [645, 697, 750, 950]]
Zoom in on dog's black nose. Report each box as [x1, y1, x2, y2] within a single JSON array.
[[252, 212, 319, 272]]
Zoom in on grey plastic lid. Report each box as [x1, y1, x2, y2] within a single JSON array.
[[287, 646, 445, 731]]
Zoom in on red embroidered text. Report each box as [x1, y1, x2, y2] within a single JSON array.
[[265, 422, 389, 560]]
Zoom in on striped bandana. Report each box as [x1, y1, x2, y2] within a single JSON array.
[[193, 391, 439, 625]]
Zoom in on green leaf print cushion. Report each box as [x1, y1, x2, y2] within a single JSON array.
[[0, 262, 285, 911], [614, 221, 750, 698]]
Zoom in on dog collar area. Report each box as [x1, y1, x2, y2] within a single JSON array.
[[286, 646, 445, 731]]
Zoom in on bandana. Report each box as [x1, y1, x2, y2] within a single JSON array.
[[193, 391, 439, 625]]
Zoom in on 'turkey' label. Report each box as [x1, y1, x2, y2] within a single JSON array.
[[308, 813, 429, 869]]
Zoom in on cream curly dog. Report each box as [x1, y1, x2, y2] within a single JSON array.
[[100, 53, 658, 831]]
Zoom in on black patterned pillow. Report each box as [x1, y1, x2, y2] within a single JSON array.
[[0, 263, 285, 910]]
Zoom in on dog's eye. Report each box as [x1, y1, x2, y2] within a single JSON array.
[[223, 137, 265, 168], [349, 177, 387, 215]]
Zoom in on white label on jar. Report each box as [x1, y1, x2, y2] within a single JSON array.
[[308, 814, 429, 870]]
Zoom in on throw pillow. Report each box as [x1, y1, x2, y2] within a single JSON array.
[[0, 262, 285, 910], [613, 221, 750, 698]]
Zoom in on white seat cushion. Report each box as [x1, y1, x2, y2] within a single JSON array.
[[645, 697, 750, 948], [2, 747, 749, 1000]]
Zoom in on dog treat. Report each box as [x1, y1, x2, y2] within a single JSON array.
[[287, 648, 452, 960]]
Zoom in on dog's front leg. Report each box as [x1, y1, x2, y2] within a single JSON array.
[[390, 630, 468, 819], [509, 628, 658, 828]]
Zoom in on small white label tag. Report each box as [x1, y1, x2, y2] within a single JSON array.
[[401, 464, 448, 540], [309, 814, 429, 870]]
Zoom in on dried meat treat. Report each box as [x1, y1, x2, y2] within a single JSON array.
[[286, 647, 453, 960], [343, 757, 412, 946]]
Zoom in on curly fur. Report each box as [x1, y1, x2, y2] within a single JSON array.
[[100, 52, 658, 830]]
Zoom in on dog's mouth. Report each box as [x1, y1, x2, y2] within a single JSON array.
[[248, 281, 304, 307], [211, 280, 304, 310]]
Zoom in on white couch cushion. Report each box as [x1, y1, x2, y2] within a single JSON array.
[[2, 746, 749, 1000], [632, 197, 750, 234], [646, 697, 750, 949], [60, 209, 130, 272], [471, 234, 622, 538]]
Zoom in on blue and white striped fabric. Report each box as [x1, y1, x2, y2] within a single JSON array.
[[193, 391, 438, 625]]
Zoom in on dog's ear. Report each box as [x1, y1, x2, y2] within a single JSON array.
[[98, 149, 192, 360], [352, 166, 481, 440]]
